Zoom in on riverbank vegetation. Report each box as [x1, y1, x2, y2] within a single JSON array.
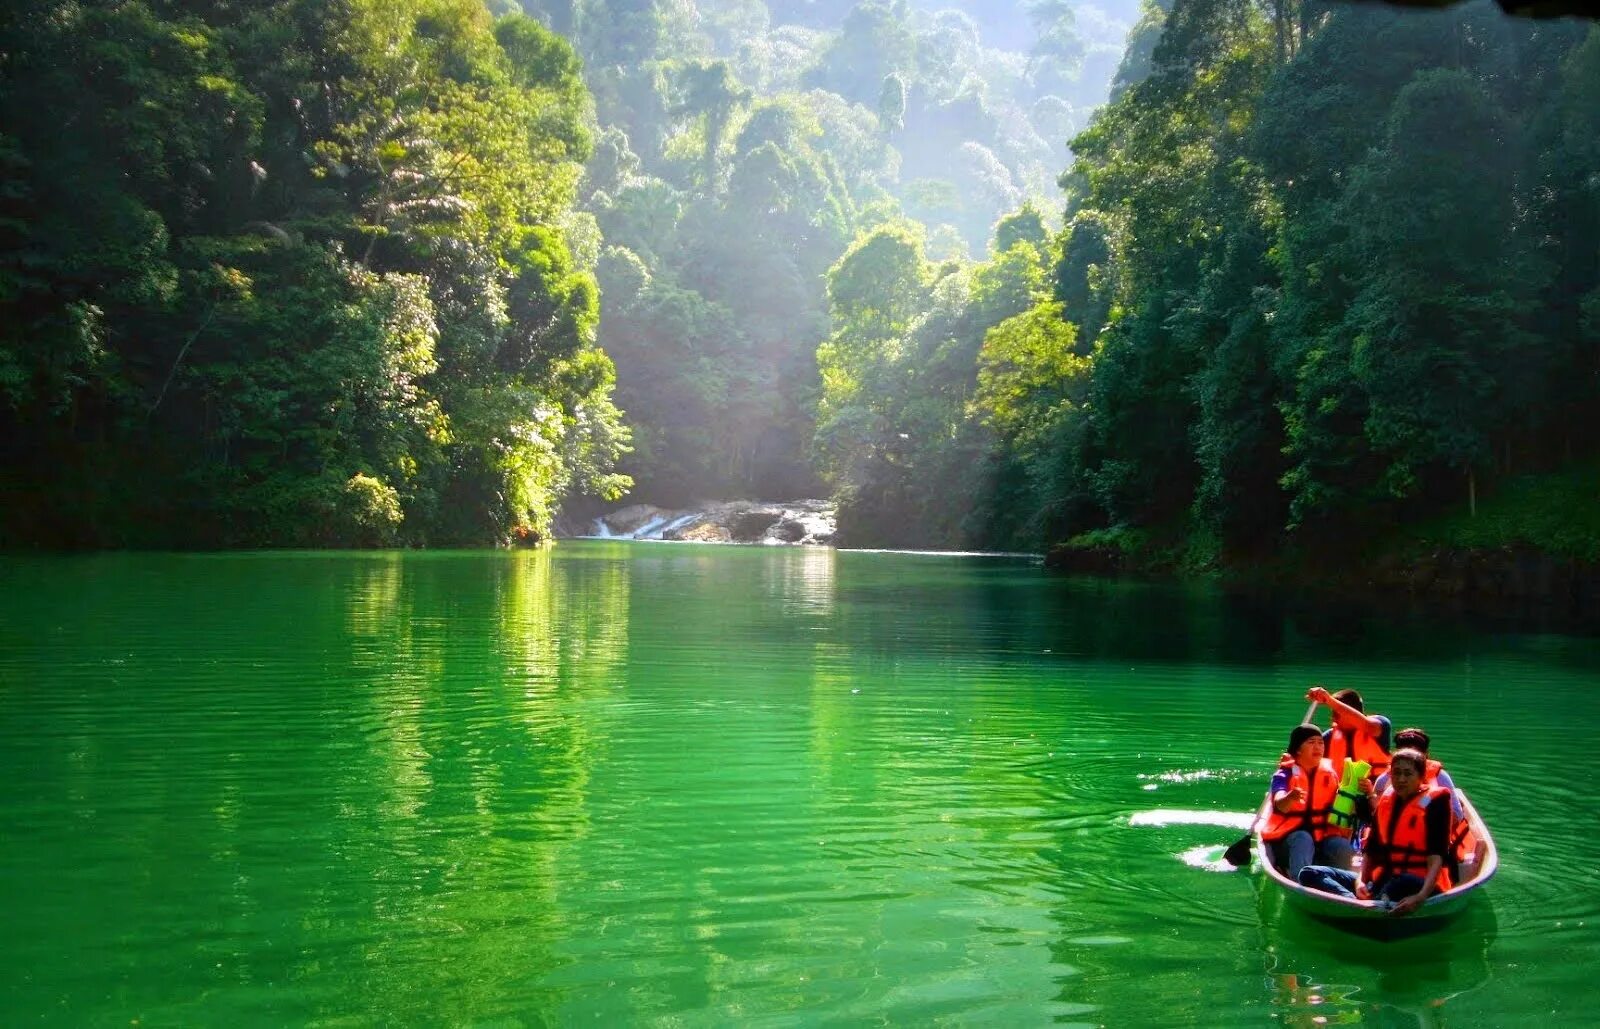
[[1403, 463, 1600, 563], [550, 0, 1138, 504], [814, 1, 1600, 582], [1, 0, 629, 546], [4, 0, 1596, 576]]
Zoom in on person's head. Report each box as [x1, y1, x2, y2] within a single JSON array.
[[1287, 724, 1324, 766], [1333, 688, 1364, 713], [1388, 748, 1427, 798], [1394, 727, 1431, 755]]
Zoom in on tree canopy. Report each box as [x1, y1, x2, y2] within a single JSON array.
[[9, 0, 1593, 564], [0, 0, 627, 546]]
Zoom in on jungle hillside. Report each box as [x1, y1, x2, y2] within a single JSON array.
[[3, 0, 1598, 599]]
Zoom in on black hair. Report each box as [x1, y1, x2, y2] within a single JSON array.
[[1287, 723, 1322, 756], [1332, 688, 1364, 713], [1394, 727, 1430, 753], [1389, 748, 1426, 775]]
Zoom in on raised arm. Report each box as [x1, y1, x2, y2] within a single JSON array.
[[1306, 685, 1385, 738]]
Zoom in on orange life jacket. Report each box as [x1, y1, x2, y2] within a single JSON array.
[[1367, 784, 1454, 892], [1449, 819, 1478, 874], [1422, 759, 1481, 871], [1262, 759, 1344, 842], [1326, 723, 1390, 779]]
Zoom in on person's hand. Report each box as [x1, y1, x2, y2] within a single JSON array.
[[1305, 685, 1333, 707], [1284, 786, 1304, 806], [1354, 881, 1371, 901], [1358, 776, 1375, 796], [1390, 894, 1424, 916]]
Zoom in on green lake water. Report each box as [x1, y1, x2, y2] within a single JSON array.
[[2, 541, 1596, 1026]]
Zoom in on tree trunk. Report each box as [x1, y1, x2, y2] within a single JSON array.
[[1272, 0, 1288, 64], [1468, 467, 1476, 519]]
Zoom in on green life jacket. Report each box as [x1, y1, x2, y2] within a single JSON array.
[[1327, 758, 1371, 832]]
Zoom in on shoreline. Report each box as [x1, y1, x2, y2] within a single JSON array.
[[1045, 541, 1600, 633]]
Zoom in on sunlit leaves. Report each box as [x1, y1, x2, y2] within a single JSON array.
[[824, 220, 930, 344], [974, 302, 1085, 436], [0, 0, 623, 545]]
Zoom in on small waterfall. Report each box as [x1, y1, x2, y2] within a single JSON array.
[[575, 501, 834, 545], [628, 515, 669, 540], [658, 512, 700, 537], [582, 511, 700, 540]]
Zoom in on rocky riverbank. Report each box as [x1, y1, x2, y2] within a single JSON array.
[[558, 500, 837, 546]]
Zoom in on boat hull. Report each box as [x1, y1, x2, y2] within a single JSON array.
[[1254, 787, 1497, 938]]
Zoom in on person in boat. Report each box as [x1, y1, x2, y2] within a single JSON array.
[[1373, 727, 1485, 882], [1306, 684, 1392, 781], [1261, 724, 1357, 880], [1373, 728, 1460, 817], [1296, 748, 1453, 915]]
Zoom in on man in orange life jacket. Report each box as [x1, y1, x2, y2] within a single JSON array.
[[1296, 749, 1453, 916], [1306, 684, 1392, 782], [1374, 727, 1485, 882], [1373, 727, 1460, 819], [1261, 724, 1356, 880]]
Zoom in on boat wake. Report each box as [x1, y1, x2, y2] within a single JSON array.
[[1128, 809, 1257, 873], [1127, 808, 1255, 831]]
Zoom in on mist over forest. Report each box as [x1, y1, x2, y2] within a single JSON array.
[[3, 1, 1598, 578], [496, 0, 1146, 509]]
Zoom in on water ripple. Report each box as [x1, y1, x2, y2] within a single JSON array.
[[2, 547, 1595, 1025]]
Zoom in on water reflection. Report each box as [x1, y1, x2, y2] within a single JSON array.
[[1, 546, 1591, 1024], [1259, 887, 1498, 1026], [318, 550, 647, 1021], [773, 545, 836, 618]]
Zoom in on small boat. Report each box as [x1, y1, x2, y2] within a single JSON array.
[[1253, 787, 1498, 937]]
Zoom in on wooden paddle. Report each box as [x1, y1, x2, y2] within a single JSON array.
[[1223, 699, 1320, 867]]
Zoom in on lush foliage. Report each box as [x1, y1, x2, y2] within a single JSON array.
[[13, 0, 1589, 565], [1404, 463, 1600, 563], [511, 0, 1135, 505], [0, 0, 627, 546], [818, 0, 1600, 559]]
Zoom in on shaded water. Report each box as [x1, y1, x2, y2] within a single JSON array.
[[1, 542, 1595, 1025]]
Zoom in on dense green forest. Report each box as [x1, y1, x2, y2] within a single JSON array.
[[1, 0, 629, 546], [818, 0, 1600, 564], [0, 0, 1138, 544], [523, 0, 1141, 504], [3, 0, 1597, 566]]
